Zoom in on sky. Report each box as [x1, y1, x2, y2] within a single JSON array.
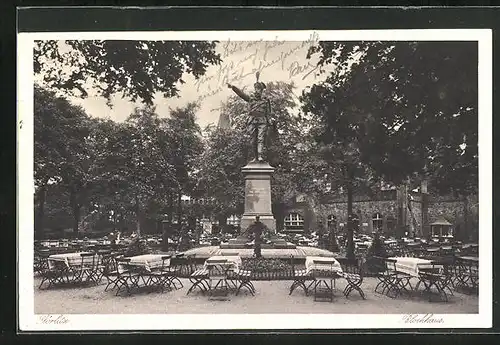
[[45, 38, 334, 128]]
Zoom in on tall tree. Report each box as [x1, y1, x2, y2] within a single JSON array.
[[34, 85, 93, 236], [123, 106, 176, 234], [163, 103, 204, 231], [306, 41, 478, 194], [34, 40, 221, 105], [302, 41, 478, 252]]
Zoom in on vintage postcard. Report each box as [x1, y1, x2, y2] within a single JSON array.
[[17, 28, 492, 331]]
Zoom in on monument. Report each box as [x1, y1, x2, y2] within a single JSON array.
[[221, 73, 292, 249]]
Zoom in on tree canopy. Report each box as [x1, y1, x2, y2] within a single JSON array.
[[303, 41, 478, 195], [34, 40, 221, 105], [35, 85, 206, 237]]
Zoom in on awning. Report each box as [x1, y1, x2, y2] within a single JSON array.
[[430, 217, 452, 226]]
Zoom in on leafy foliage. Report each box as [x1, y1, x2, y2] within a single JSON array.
[[35, 86, 205, 237], [242, 258, 290, 273], [34, 85, 94, 234], [197, 82, 323, 229], [34, 40, 221, 105], [301, 41, 478, 257], [304, 41, 478, 195]]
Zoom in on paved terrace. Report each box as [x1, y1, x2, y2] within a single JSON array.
[[34, 276, 478, 315]]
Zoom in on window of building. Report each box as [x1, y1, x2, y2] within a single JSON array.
[[327, 215, 337, 228], [372, 212, 383, 232], [284, 213, 304, 230], [227, 215, 241, 226], [386, 216, 396, 235]]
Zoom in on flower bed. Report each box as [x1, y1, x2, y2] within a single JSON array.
[[242, 258, 294, 280]]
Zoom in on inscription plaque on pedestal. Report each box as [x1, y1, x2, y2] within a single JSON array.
[[239, 161, 276, 233]]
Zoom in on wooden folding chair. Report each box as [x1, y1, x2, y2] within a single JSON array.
[[114, 258, 141, 296], [207, 262, 231, 301], [372, 256, 391, 295], [187, 267, 210, 295], [38, 258, 67, 290], [339, 257, 366, 300], [417, 261, 450, 302], [311, 261, 338, 302], [384, 258, 413, 298], [102, 255, 121, 292], [146, 255, 173, 293], [289, 255, 314, 296]]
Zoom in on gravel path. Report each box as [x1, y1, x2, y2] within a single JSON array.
[[34, 277, 478, 314]]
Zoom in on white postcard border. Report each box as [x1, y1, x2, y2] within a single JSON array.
[[17, 29, 493, 331]]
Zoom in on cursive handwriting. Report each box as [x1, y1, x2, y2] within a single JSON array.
[[196, 32, 321, 104], [402, 314, 444, 324], [38, 314, 69, 325], [287, 60, 319, 80]]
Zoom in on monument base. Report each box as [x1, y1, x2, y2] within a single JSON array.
[[240, 214, 276, 234], [219, 242, 297, 249], [240, 160, 277, 234], [223, 230, 296, 250]]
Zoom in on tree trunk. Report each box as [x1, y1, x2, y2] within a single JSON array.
[[273, 202, 284, 232], [397, 184, 408, 238], [463, 195, 469, 241], [421, 181, 430, 239], [70, 189, 80, 234], [167, 194, 174, 223], [35, 184, 47, 240], [346, 165, 355, 260], [177, 191, 183, 231], [113, 209, 117, 231], [135, 196, 141, 236]]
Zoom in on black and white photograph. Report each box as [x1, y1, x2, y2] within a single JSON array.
[[17, 28, 492, 330]]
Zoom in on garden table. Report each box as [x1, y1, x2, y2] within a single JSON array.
[[46, 252, 99, 286], [458, 256, 479, 263], [204, 256, 242, 299], [305, 256, 342, 275], [388, 257, 442, 278], [305, 257, 343, 302], [204, 256, 242, 270], [48, 252, 95, 269], [121, 254, 168, 273]]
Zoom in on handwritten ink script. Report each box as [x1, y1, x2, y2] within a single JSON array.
[[402, 314, 444, 324], [38, 314, 69, 325], [196, 32, 321, 104]]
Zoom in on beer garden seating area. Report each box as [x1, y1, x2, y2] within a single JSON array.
[[34, 234, 479, 306]]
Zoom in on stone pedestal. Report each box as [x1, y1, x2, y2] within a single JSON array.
[[239, 161, 276, 233]]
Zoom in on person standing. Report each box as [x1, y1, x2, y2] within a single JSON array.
[[246, 215, 268, 258]]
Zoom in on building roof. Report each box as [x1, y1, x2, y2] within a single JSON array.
[[430, 217, 453, 226]]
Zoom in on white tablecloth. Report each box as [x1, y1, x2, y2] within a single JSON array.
[[388, 257, 442, 277], [204, 256, 242, 270], [305, 256, 343, 275], [121, 254, 169, 273], [48, 252, 95, 269], [458, 256, 479, 264]]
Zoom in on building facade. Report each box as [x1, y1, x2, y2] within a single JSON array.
[[281, 189, 478, 241]]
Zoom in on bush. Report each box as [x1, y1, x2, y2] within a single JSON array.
[[366, 233, 387, 273], [368, 234, 387, 258], [242, 258, 290, 273]]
